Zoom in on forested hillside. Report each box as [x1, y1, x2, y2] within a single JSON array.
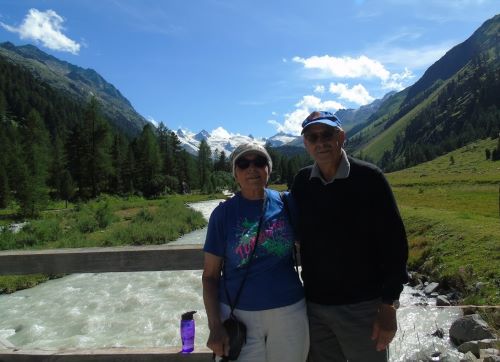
[[0, 42, 147, 137], [347, 14, 500, 171]]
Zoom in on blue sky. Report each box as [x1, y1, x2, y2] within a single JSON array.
[[0, 1, 498, 138]]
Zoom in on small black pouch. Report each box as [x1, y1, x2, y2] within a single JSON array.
[[222, 314, 247, 360]]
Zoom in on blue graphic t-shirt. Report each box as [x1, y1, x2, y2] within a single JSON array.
[[203, 189, 304, 311]]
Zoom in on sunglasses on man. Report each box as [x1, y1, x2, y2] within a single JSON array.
[[235, 156, 268, 169], [303, 130, 338, 144]]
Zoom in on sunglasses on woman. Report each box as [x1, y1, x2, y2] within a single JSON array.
[[303, 130, 337, 144], [235, 156, 268, 169]]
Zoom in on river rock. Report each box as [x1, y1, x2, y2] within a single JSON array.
[[458, 341, 480, 357], [478, 339, 498, 349], [436, 295, 451, 306], [461, 351, 479, 361], [450, 314, 496, 345], [480, 349, 500, 359], [483, 355, 500, 362], [424, 282, 439, 294]]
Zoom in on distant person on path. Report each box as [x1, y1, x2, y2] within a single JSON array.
[[202, 142, 309, 362], [291, 111, 409, 362]]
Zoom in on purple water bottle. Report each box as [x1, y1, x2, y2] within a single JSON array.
[[180, 311, 196, 353]]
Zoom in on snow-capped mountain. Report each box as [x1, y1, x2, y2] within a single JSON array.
[[175, 127, 301, 157], [265, 132, 299, 147]]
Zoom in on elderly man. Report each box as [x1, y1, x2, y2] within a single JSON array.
[[291, 111, 409, 362]]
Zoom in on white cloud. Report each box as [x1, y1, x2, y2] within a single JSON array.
[[314, 85, 325, 93], [295, 95, 344, 111], [268, 95, 345, 135], [374, 43, 452, 70], [292, 55, 390, 81], [328, 83, 374, 105], [381, 67, 414, 90], [1, 8, 80, 54]]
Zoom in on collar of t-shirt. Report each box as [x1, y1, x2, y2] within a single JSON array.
[[309, 149, 350, 185]]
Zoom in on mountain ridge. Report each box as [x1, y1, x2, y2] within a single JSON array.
[[0, 41, 147, 137]]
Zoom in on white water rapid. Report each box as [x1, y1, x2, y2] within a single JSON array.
[[0, 199, 463, 360]]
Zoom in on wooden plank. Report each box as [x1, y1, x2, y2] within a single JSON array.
[[0, 245, 205, 275], [0, 347, 213, 362]]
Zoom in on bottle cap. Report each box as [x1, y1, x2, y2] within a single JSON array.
[[181, 311, 197, 320]]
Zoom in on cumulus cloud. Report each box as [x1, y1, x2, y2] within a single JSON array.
[[381, 67, 414, 90], [1, 8, 80, 54], [268, 95, 344, 135], [314, 85, 325, 93], [292, 55, 390, 81], [328, 83, 374, 105]]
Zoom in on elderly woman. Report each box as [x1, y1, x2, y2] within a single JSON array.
[[202, 142, 309, 362]]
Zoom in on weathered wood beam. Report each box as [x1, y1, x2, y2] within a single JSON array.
[[0, 244, 205, 275], [0, 347, 213, 362]]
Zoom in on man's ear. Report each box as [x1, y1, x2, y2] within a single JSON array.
[[338, 130, 346, 147]]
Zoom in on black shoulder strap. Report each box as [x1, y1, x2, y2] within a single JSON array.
[[223, 194, 267, 316]]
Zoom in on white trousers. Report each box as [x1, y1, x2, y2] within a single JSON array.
[[218, 298, 309, 362]]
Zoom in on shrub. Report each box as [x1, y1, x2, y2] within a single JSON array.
[[95, 202, 115, 228], [76, 213, 98, 233], [133, 208, 154, 223]]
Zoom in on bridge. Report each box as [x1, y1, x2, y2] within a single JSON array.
[[0, 244, 213, 361]]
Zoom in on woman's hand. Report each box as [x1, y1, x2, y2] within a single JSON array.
[[207, 322, 230, 357], [202, 252, 227, 356]]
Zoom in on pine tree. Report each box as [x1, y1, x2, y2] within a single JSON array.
[[135, 124, 162, 196], [85, 97, 112, 197], [0, 161, 9, 209], [198, 139, 212, 191], [68, 97, 112, 199], [0, 119, 10, 208], [18, 109, 50, 216], [110, 133, 128, 194], [60, 170, 75, 208], [169, 131, 183, 181], [48, 133, 67, 200], [214, 150, 229, 172]]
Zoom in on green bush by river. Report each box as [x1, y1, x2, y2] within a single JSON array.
[[0, 193, 220, 293]]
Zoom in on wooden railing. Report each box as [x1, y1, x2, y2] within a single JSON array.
[[0, 244, 213, 362]]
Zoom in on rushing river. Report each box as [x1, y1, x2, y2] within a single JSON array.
[[0, 199, 463, 361]]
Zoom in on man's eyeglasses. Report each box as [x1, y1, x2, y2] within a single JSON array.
[[235, 156, 268, 169], [303, 130, 337, 144]]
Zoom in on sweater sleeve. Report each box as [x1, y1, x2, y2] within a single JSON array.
[[373, 170, 409, 301]]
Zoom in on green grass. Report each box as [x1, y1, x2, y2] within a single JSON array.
[[387, 138, 500, 305], [0, 193, 222, 293]]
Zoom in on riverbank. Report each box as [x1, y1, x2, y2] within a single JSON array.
[[387, 138, 499, 310], [0, 193, 224, 294]]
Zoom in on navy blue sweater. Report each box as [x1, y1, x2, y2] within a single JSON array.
[[291, 157, 408, 305]]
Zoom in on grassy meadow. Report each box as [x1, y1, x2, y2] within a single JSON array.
[[387, 137, 499, 306], [0, 193, 223, 293]]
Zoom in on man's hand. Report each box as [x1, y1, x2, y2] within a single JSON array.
[[207, 323, 230, 357], [371, 303, 397, 351]]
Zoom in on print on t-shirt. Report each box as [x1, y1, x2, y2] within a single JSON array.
[[233, 216, 293, 267]]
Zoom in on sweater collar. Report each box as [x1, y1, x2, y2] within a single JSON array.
[[309, 149, 350, 185]]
